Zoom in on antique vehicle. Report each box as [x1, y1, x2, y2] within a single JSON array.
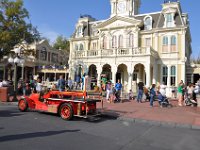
[[18, 90, 103, 120]]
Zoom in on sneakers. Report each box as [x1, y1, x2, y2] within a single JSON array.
[[178, 104, 183, 107]]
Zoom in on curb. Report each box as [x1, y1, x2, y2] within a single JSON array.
[[102, 112, 200, 130]]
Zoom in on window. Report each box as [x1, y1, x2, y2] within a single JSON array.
[[170, 66, 176, 86], [162, 36, 168, 52], [112, 36, 117, 48], [145, 38, 151, 47], [129, 34, 134, 48], [162, 66, 168, 85], [144, 17, 152, 30], [102, 36, 107, 49], [92, 43, 96, 50], [79, 44, 84, 50], [166, 14, 173, 27], [77, 26, 82, 37], [40, 47, 47, 61], [75, 44, 79, 50], [118, 35, 123, 48], [170, 36, 176, 52], [51, 53, 58, 63]]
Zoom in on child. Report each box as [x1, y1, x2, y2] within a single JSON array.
[[129, 89, 134, 100], [150, 84, 156, 107]]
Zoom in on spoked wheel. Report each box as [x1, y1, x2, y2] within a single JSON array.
[[18, 99, 28, 112], [59, 103, 73, 120]]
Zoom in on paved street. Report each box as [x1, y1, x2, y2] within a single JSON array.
[[0, 103, 200, 150]]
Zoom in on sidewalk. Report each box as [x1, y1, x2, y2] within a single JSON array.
[[98, 98, 200, 129]]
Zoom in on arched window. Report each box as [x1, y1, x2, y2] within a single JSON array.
[[171, 35, 176, 52], [75, 44, 79, 50], [129, 34, 134, 48], [102, 36, 107, 49], [118, 35, 123, 48], [170, 66, 176, 85], [79, 44, 84, 50], [162, 36, 168, 52], [112, 35, 117, 48], [144, 17, 152, 30]]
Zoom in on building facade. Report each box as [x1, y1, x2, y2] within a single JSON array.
[[69, 0, 192, 94], [0, 40, 69, 82]]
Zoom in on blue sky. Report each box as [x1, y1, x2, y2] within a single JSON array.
[[24, 0, 200, 57]]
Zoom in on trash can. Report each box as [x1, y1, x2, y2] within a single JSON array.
[[0, 87, 8, 102]]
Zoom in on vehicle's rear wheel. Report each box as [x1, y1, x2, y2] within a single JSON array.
[[59, 103, 73, 120], [18, 99, 28, 112]]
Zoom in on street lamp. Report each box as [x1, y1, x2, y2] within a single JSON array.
[[8, 47, 23, 101]]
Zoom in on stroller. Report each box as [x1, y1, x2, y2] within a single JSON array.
[[184, 92, 197, 107], [157, 93, 172, 108]]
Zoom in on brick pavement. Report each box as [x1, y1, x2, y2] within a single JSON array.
[[98, 98, 200, 128]]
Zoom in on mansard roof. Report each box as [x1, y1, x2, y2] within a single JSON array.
[[71, 10, 186, 38], [135, 11, 184, 30]]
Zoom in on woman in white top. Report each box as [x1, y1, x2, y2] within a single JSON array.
[[0, 79, 3, 87], [160, 82, 166, 96]]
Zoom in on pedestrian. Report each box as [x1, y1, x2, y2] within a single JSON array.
[[159, 82, 166, 97], [129, 89, 134, 100], [67, 77, 73, 90], [115, 79, 122, 102], [150, 84, 156, 107], [171, 84, 176, 98], [36, 78, 42, 93], [57, 75, 65, 92], [177, 80, 184, 106], [137, 80, 144, 103], [106, 81, 112, 103]]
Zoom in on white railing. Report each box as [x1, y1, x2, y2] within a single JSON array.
[[73, 47, 158, 58]]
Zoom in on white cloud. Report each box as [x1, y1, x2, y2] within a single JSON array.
[[37, 24, 60, 45]]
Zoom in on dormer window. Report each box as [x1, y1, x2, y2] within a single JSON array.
[[166, 13, 173, 27], [76, 26, 83, 37], [144, 16, 152, 30]]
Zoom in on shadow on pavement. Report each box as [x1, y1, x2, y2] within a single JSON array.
[[0, 129, 80, 142], [0, 110, 24, 117]]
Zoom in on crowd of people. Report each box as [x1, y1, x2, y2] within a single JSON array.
[[1, 75, 200, 107], [133, 79, 200, 107]]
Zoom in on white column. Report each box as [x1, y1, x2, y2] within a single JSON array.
[[128, 73, 133, 91], [145, 64, 151, 87], [21, 65, 24, 80], [112, 66, 117, 85], [153, 63, 157, 84], [182, 63, 186, 84], [127, 64, 134, 91], [167, 65, 171, 87], [97, 66, 102, 86]]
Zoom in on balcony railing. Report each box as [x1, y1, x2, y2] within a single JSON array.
[[73, 47, 158, 59]]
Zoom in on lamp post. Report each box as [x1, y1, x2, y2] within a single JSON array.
[[8, 47, 23, 101]]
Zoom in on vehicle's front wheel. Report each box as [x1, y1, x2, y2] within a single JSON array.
[[18, 99, 28, 112], [59, 103, 73, 120]]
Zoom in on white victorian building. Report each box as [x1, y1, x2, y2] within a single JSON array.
[[69, 0, 192, 95]]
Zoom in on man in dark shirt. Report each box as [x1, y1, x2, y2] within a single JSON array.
[[137, 81, 144, 103]]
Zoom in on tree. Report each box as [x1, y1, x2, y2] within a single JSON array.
[[53, 35, 70, 52], [0, 0, 40, 58]]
